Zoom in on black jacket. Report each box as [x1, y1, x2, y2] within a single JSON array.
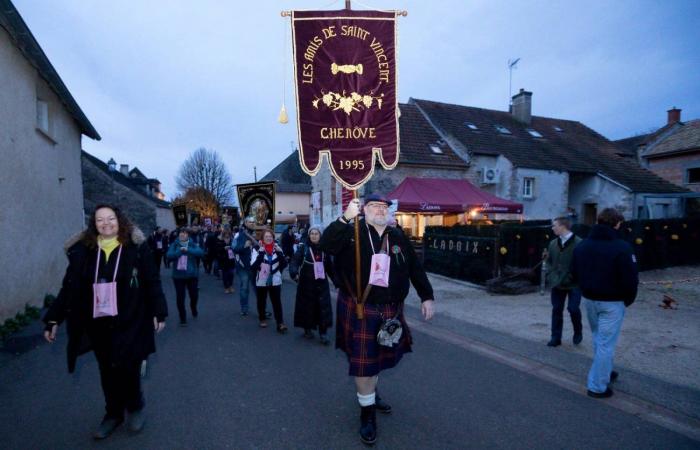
[[217, 239, 236, 270], [571, 224, 638, 306], [43, 228, 168, 372], [320, 218, 433, 304], [290, 243, 334, 330]]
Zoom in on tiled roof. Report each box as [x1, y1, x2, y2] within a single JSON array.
[[397, 103, 468, 167], [81, 151, 171, 207], [411, 98, 686, 194], [613, 134, 648, 156], [0, 1, 100, 140], [260, 150, 312, 193], [644, 120, 700, 158]]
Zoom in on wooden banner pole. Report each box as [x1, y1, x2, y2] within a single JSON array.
[[353, 189, 364, 319]]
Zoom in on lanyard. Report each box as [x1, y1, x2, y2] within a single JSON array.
[[95, 244, 122, 284], [308, 247, 323, 262], [366, 226, 388, 255]]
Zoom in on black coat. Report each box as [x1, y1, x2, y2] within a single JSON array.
[[320, 218, 434, 304], [289, 243, 334, 330], [217, 239, 236, 270], [43, 229, 168, 373], [571, 224, 639, 306]]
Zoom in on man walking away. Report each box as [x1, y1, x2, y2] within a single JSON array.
[[543, 217, 582, 347], [572, 208, 638, 398]]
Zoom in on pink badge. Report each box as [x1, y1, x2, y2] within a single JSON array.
[[156, 241, 162, 249], [313, 261, 326, 280], [92, 246, 122, 318], [177, 255, 188, 270], [227, 248, 235, 259], [369, 253, 390, 287], [93, 281, 118, 318], [258, 262, 271, 282]]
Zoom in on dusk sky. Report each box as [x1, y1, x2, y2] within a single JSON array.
[[14, 0, 700, 201]]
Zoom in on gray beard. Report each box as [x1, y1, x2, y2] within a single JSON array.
[[367, 215, 388, 227]]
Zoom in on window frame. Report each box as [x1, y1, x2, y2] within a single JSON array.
[[522, 177, 535, 199], [687, 167, 700, 184]]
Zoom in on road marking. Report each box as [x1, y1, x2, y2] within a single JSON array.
[[407, 318, 700, 442]]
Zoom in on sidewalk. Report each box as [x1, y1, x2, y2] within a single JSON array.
[[404, 265, 700, 391]]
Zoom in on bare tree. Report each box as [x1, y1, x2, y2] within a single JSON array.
[[176, 148, 233, 206]]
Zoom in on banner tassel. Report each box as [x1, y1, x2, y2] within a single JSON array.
[[278, 104, 289, 124]]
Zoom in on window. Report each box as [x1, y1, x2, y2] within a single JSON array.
[[553, 126, 563, 132], [523, 177, 535, 198], [495, 124, 511, 134], [36, 99, 49, 133], [526, 128, 543, 138], [464, 122, 478, 130], [429, 144, 443, 154], [688, 167, 700, 184]]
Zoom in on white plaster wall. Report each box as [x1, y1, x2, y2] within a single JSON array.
[[0, 28, 86, 319], [513, 168, 568, 220], [274, 192, 311, 222], [569, 174, 633, 219], [156, 207, 177, 230]]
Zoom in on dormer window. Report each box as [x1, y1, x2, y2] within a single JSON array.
[[495, 124, 511, 134], [429, 144, 443, 154], [464, 122, 478, 130], [526, 128, 543, 138], [553, 126, 563, 132]]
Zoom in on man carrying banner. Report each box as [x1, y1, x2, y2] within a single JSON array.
[[321, 194, 435, 445]]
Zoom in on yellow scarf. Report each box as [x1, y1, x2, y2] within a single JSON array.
[[98, 236, 120, 262]]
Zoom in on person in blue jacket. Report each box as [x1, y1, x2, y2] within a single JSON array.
[[232, 217, 257, 316], [572, 208, 638, 399], [167, 228, 205, 325]]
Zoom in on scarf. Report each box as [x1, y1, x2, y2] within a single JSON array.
[[97, 236, 120, 262], [263, 242, 275, 255]]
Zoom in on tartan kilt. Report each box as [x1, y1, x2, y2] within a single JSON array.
[[335, 290, 412, 377]]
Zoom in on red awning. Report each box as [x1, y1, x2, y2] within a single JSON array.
[[387, 177, 523, 214]]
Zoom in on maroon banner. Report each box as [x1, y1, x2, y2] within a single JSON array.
[[292, 10, 399, 190]]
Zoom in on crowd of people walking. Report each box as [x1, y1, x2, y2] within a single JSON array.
[[41, 197, 638, 445]]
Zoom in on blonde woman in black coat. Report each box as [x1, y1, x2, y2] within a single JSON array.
[[290, 226, 335, 344], [43, 205, 167, 440]]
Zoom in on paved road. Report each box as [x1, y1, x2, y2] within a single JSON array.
[[1, 268, 698, 449]]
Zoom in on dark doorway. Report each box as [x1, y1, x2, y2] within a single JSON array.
[[583, 203, 597, 225]]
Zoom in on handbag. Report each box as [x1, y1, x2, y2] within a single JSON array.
[[93, 245, 122, 318], [377, 311, 403, 347]]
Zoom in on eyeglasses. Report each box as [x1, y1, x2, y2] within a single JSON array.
[[367, 203, 389, 210], [96, 217, 117, 224]]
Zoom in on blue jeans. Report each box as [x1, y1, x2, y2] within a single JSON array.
[[585, 299, 625, 393], [236, 267, 251, 313]]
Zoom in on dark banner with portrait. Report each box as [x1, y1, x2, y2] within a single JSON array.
[[173, 204, 188, 227], [236, 182, 276, 229], [291, 9, 399, 190]]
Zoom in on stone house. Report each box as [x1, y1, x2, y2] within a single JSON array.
[[82, 151, 175, 233], [0, 1, 100, 319], [312, 91, 687, 228], [616, 108, 700, 198], [410, 91, 687, 223]]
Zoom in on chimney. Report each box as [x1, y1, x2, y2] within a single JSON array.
[[119, 164, 129, 176], [511, 88, 532, 124], [667, 107, 681, 125]]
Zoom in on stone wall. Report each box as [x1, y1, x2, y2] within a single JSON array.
[[82, 156, 158, 234], [647, 153, 700, 193]]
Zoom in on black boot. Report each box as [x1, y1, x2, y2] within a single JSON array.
[[375, 392, 392, 414], [359, 404, 377, 446]]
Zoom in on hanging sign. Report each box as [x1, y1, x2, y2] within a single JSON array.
[[173, 204, 188, 227], [236, 182, 276, 229], [291, 9, 399, 190]]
